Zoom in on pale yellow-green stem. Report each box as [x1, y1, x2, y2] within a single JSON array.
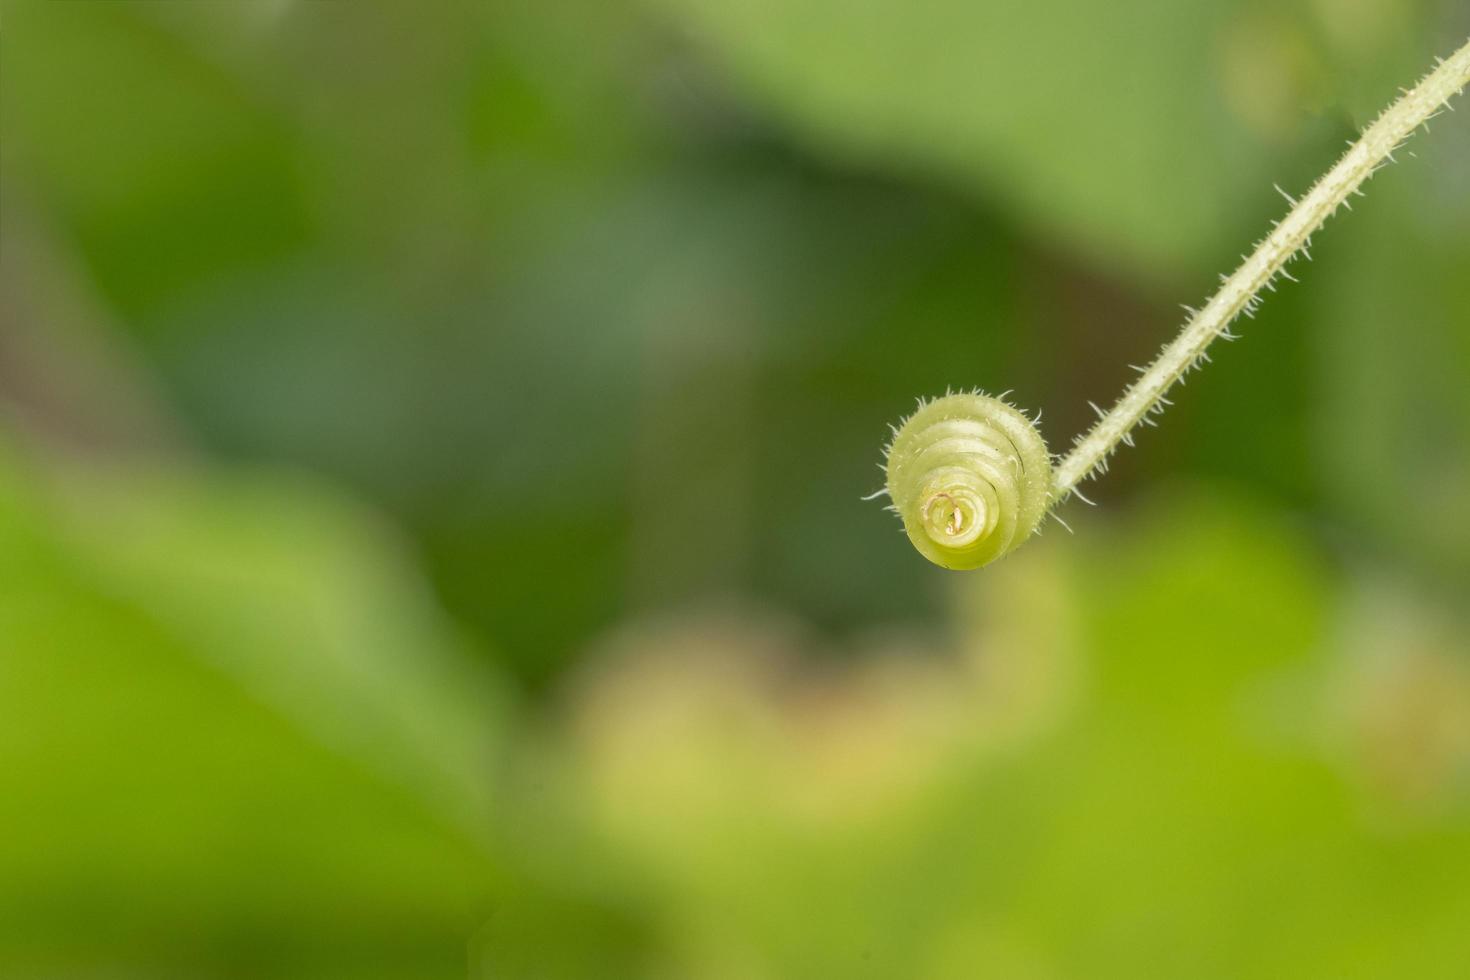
[[1056, 37, 1470, 496], [883, 38, 1470, 570]]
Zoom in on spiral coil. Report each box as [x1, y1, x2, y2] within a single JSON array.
[[883, 393, 1053, 570]]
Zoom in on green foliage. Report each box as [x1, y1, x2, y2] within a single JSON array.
[[0, 445, 499, 976], [3, 0, 1469, 976], [7, 431, 1470, 975], [647, 0, 1412, 276], [504, 496, 1470, 977]]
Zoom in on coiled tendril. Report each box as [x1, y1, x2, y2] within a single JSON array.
[[878, 38, 1470, 571], [884, 393, 1053, 570]]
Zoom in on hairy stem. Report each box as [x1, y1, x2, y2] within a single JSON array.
[[1055, 37, 1470, 498]]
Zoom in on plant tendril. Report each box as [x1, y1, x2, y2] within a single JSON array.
[[882, 37, 1470, 569]]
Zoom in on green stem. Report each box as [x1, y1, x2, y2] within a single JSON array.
[[1054, 37, 1470, 498]]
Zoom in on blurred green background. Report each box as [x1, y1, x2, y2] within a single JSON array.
[[3, 0, 1469, 976]]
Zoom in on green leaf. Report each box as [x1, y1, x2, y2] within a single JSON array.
[[644, 0, 1435, 277], [0, 439, 505, 977], [531, 490, 1470, 977], [646, 0, 1249, 273]]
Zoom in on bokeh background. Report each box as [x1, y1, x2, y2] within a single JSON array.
[[3, 1, 1470, 977]]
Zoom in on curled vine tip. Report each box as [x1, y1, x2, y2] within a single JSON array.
[[883, 393, 1054, 570], [878, 38, 1470, 570]]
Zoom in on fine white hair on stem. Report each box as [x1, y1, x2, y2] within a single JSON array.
[[1053, 38, 1470, 498]]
